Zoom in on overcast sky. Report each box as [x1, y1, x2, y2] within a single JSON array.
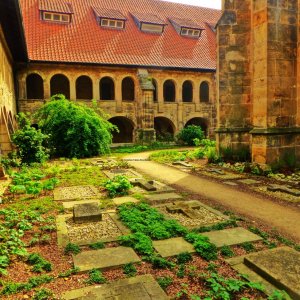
[[162, 0, 221, 9]]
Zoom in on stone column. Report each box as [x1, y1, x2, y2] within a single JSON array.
[[92, 78, 99, 101], [157, 80, 164, 113], [70, 77, 76, 101], [115, 78, 122, 113]]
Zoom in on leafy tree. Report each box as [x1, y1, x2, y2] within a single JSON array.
[[12, 113, 49, 164], [176, 125, 204, 146], [35, 94, 115, 158]]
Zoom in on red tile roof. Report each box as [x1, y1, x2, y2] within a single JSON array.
[[92, 7, 127, 20], [39, 0, 73, 14], [131, 12, 166, 25], [20, 0, 221, 70], [169, 17, 204, 30]]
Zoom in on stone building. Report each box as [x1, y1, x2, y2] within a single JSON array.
[[0, 0, 27, 154], [217, 0, 300, 165], [17, 0, 221, 143]]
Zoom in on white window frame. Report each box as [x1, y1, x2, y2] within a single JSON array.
[[140, 23, 164, 34], [42, 12, 70, 23], [181, 27, 201, 38], [100, 18, 124, 29]]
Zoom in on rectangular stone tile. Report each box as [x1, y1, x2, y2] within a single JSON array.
[[73, 202, 102, 223], [244, 247, 300, 299], [153, 237, 195, 257], [73, 246, 141, 272], [145, 192, 182, 203], [54, 185, 99, 201], [238, 179, 260, 185], [202, 227, 262, 248], [63, 199, 101, 210], [103, 169, 143, 179], [112, 196, 140, 205], [61, 274, 168, 300]]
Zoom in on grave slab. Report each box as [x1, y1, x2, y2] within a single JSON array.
[[63, 199, 100, 211], [153, 237, 195, 257], [238, 179, 260, 185], [145, 192, 182, 203], [54, 186, 99, 201], [103, 169, 142, 179], [244, 247, 300, 299], [267, 184, 300, 196], [73, 202, 102, 223], [223, 181, 238, 186], [202, 227, 262, 248], [61, 274, 168, 300], [73, 246, 141, 272], [131, 178, 157, 191], [112, 196, 140, 205], [172, 161, 193, 168]]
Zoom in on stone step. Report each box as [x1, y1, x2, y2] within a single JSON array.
[[73, 246, 141, 272]]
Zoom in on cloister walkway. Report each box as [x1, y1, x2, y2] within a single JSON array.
[[124, 152, 300, 242]]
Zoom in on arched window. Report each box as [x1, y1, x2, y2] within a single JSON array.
[[122, 77, 135, 101], [182, 80, 193, 102], [26, 74, 44, 99], [154, 117, 175, 141], [152, 79, 157, 102], [100, 77, 115, 100], [200, 81, 209, 102], [50, 74, 70, 99], [109, 117, 135, 143], [163, 80, 175, 102], [76, 76, 93, 100]]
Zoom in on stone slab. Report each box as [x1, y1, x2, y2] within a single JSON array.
[[223, 181, 238, 186], [267, 184, 300, 197], [73, 246, 141, 272], [73, 202, 102, 223], [202, 227, 263, 248], [112, 196, 140, 205], [54, 185, 99, 201], [244, 247, 300, 299], [207, 168, 225, 175], [173, 161, 193, 168], [153, 237, 195, 258], [61, 274, 169, 300], [145, 192, 182, 203], [238, 179, 260, 185], [63, 199, 101, 210], [131, 178, 157, 191], [103, 169, 143, 180]]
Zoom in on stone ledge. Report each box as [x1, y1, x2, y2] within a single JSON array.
[[215, 127, 252, 133], [250, 127, 300, 135]]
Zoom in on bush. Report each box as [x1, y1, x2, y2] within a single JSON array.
[[104, 175, 132, 198], [64, 243, 81, 255], [35, 95, 115, 158], [157, 276, 173, 290], [123, 263, 137, 277], [176, 125, 204, 146], [12, 113, 49, 164], [86, 269, 106, 284], [177, 252, 193, 264]]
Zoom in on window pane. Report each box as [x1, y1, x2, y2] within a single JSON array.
[[188, 29, 193, 35], [53, 14, 60, 21], [193, 30, 199, 36], [116, 21, 123, 28], [101, 19, 108, 26], [109, 20, 116, 27], [61, 15, 69, 22], [181, 29, 187, 35], [44, 13, 52, 20]]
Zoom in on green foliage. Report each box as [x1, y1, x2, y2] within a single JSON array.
[[119, 232, 153, 256], [176, 264, 186, 278], [240, 242, 255, 253], [268, 290, 291, 300], [176, 125, 205, 146], [220, 145, 250, 163], [58, 267, 79, 278], [104, 175, 132, 198], [196, 220, 238, 233], [64, 243, 81, 255], [35, 95, 115, 158], [157, 276, 173, 290], [86, 269, 106, 284], [112, 142, 175, 154], [149, 256, 175, 269], [185, 233, 217, 261], [149, 150, 187, 164], [89, 242, 105, 250], [27, 253, 52, 273], [12, 113, 49, 164], [220, 245, 234, 258], [177, 252, 193, 264], [39, 224, 56, 232], [248, 226, 269, 239], [123, 263, 137, 277], [33, 288, 53, 300]]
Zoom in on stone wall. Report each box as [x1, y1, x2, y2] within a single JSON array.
[[17, 63, 217, 141], [0, 26, 17, 154]]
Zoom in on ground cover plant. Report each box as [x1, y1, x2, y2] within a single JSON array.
[[112, 141, 177, 153], [104, 175, 132, 198]]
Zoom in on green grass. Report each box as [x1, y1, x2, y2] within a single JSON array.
[[149, 150, 188, 163]]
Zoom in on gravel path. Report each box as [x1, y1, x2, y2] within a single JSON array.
[[125, 152, 300, 242]]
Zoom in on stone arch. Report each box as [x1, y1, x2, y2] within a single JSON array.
[[152, 79, 158, 102], [185, 117, 209, 136], [109, 116, 135, 143], [154, 117, 175, 140], [200, 81, 209, 102], [50, 74, 70, 99], [163, 79, 176, 102], [182, 80, 193, 102], [122, 77, 135, 101], [100, 77, 115, 100], [26, 73, 44, 99], [76, 75, 93, 100]]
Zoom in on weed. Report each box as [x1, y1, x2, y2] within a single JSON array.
[[248, 226, 269, 239], [196, 220, 238, 233], [220, 245, 234, 258], [89, 242, 105, 250], [39, 224, 56, 232], [104, 175, 132, 198], [157, 276, 173, 290], [176, 264, 186, 278], [240, 242, 255, 253], [150, 256, 175, 269], [58, 267, 79, 278], [123, 263, 137, 277], [275, 234, 294, 247], [86, 269, 106, 284], [64, 243, 81, 255], [177, 252, 193, 264], [27, 253, 52, 273], [33, 288, 53, 300], [268, 290, 291, 300]]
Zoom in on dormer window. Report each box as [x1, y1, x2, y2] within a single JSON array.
[[93, 7, 126, 30], [169, 17, 204, 39], [131, 12, 166, 34], [39, 0, 73, 24]]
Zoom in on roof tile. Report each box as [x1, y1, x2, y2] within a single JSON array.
[[39, 0, 73, 14]]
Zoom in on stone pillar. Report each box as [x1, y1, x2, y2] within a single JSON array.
[[136, 69, 155, 143], [70, 77, 76, 101], [93, 78, 99, 101], [157, 80, 164, 113], [216, 0, 252, 156], [115, 78, 122, 113]]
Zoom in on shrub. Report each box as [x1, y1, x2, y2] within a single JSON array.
[[64, 243, 81, 255], [157, 276, 173, 290], [33, 288, 53, 300], [12, 113, 49, 164], [27, 253, 52, 273], [86, 269, 106, 284], [149, 256, 175, 269], [123, 263, 137, 277], [177, 252, 193, 264], [176, 125, 205, 146], [104, 175, 132, 198], [35, 95, 115, 158], [220, 245, 234, 258]]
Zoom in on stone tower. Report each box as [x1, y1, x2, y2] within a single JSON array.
[[217, 0, 300, 165]]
